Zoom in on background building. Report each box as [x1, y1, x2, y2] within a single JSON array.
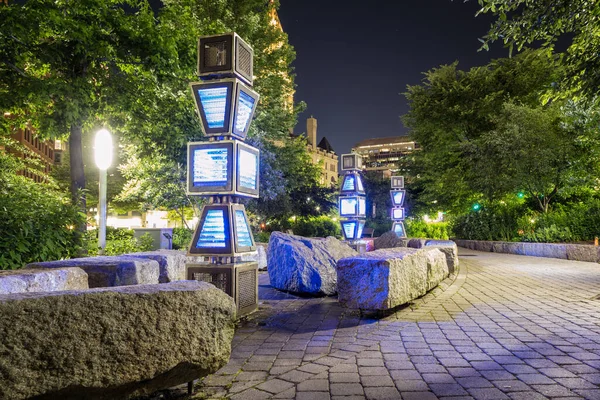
[[6, 126, 65, 182], [352, 136, 417, 175], [305, 117, 338, 186]]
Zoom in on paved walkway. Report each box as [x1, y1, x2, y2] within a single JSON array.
[[195, 249, 600, 400]]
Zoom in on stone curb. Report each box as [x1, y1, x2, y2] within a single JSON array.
[[454, 239, 600, 263]]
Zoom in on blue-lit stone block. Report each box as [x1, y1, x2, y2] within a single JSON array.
[[339, 195, 366, 218], [390, 190, 405, 207], [340, 172, 365, 194], [341, 220, 365, 240], [187, 140, 260, 198], [189, 204, 256, 256], [190, 78, 259, 140]]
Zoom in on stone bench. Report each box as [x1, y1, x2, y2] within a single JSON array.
[[336, 247, 449, 310], [26, 255, 160, 288], [0, 267, 88, 294], [0, 281, 236, 400]]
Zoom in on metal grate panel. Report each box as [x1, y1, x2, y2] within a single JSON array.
[[192, 271, 229, 292], [237, 269, 256, 309]]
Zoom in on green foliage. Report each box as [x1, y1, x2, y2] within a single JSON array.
[[0, 153, 85, 270], [254, 231, 271, 244], [405, 220, 449, 240], [476, 0, 600, 99], [521, 225, 575, 243], [291, 216, 341, 238], [172, 227, 194, 250], [84, 228, 154, 256], [450, 201, 524, 241]]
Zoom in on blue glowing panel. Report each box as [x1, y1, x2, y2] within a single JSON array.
[[235, 210, 253, 247], [198, 87, 229, 128], [358, 197, 366, 216], [393, 222, 406, 238], [196, 210, 227, 248], [357, 176, 364, 192], [391, 190, 405, 206], [193, 148, 229, 187], [239, 148, 257, 190], [392, 208, 404, 220], [342, 221, 357, 240], [342, 175, 355, 191], [340, 198, 357, 216], [357, 221, 365, 239], [234, 90, 256, 133]]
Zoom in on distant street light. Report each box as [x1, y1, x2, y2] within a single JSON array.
[[94, 129, 113, 254]]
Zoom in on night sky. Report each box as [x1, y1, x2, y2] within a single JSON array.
[[277, 0, 509, 156]]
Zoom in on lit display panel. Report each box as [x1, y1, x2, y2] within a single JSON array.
[[391, 190, 405, 206], [192, 147, 229, 187], [358, 197, 366, 216], [393, 222, 406, 237], [235, 210, 253, 247], [357, 221, 365, 239], [342, 221, 357, 240], [340, 198, 357, 216], [197, 87, 229, 129], [234, 90, 256, 134], [342, 175, 355, 191], [196, 209, 227, 248], [238, 148, 257, 190], [392, 208, 404, 220]]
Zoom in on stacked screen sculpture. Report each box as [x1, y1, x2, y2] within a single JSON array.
[[339, 153, 366, 242], [390, 175, 406, 238], [186, 33, 260, 317]]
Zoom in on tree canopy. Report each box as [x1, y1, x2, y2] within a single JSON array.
[[476, 0, 600, 99]]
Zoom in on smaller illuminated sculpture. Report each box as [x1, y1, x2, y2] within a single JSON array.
[[390, 175, 406, 238], [186, 32, 260, 317], [339, 153, 366, 244]]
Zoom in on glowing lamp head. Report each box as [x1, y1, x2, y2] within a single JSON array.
[[517, 192, 525, 199], [472, 203, 481, 211], [94, 129, 113, 170]]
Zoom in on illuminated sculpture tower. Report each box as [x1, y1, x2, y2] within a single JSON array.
[[185, 33, 260, 316], [390, 176, 406, 238], [339, 153, 366, 244]]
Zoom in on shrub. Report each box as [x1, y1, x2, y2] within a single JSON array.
[[0, 155, 84, 270], [521, 224, 575, 243], [84, 229, 155, 256], [172, 227, 193, 250], [291, 216, 340, 238], [254, 231, 271, 243], [450, 203, 522, 241], [406, 219, 449, 239]]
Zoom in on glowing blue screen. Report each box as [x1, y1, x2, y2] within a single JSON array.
[[393, 223, 405, 237], [342, 175, 355, 191], [357, 176, 364, 192], [234, 90, 256, 133], [357, 221, 365, 239], [193, 148, 229, 187], [238, 148, 257, 190], [196, 209, 227, 248], [393, 208, 404, 220], [235, 210, 253, 247], [359, 197, 366, 216], [392, 191, 404, 206], [343, 221, 356, 239], [340, 198, 357, 216], [198, 87, 229, 128]]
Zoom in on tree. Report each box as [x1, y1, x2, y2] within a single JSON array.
[[403, 49, 562, 213], [476, 0, 600, 99], [0, 0, 167, 230]]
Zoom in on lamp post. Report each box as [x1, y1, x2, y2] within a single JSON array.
[[94, 129, 113, 254]]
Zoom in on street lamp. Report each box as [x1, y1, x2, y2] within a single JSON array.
[[94, 129, 113, 254]]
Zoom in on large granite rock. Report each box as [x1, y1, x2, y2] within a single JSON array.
[[125, 250, 187, 283], [336, 247, 449, 310], [267, 232, 357, 295], [407, 238, 427, 249], [373, 231, 407, 250], [425, 240, 459, 274], [0, 268, 88, 294], [26, 256, 160, 288], [0, 281, 236, 400]]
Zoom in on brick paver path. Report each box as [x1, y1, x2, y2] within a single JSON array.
[[194, 249, 600, 399]]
